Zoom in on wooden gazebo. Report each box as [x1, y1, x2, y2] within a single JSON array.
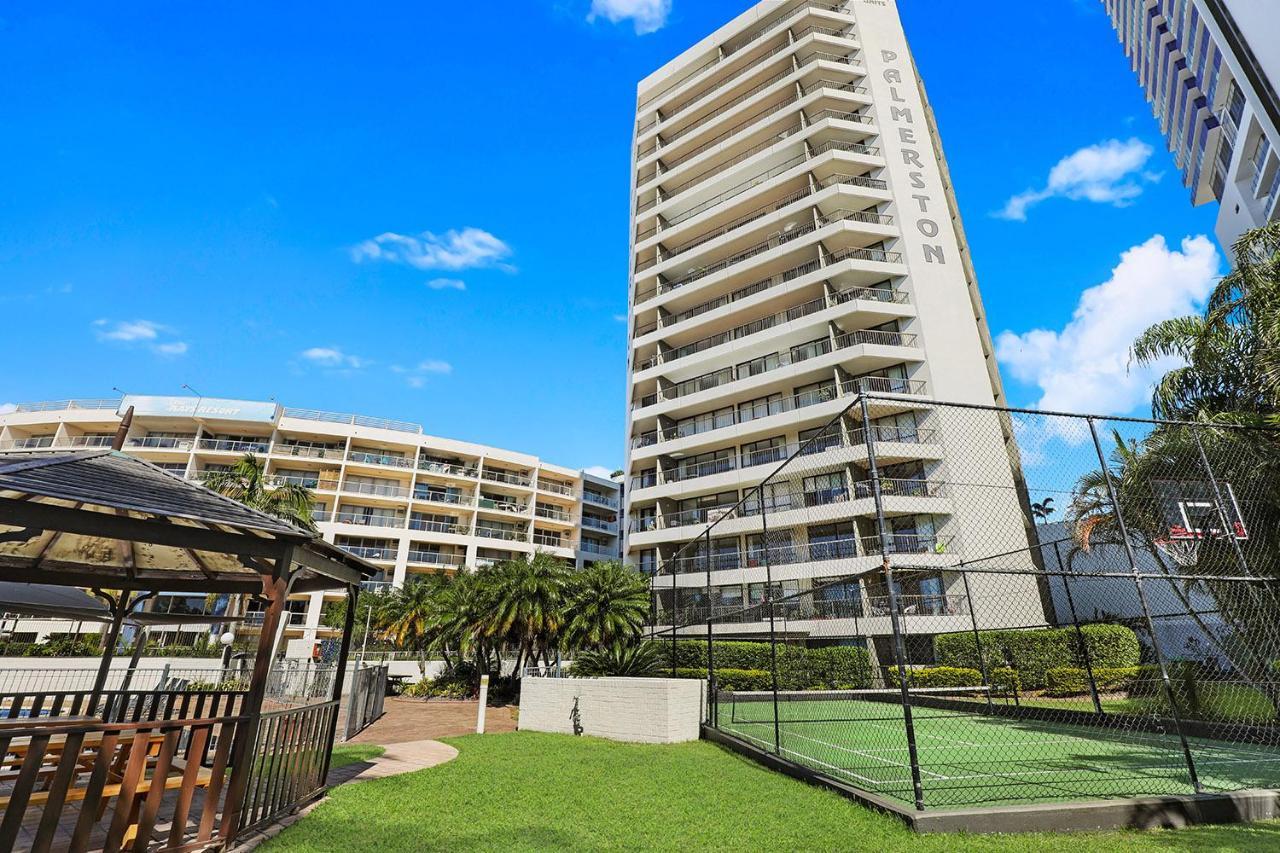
[[0, 450, 375, 851]]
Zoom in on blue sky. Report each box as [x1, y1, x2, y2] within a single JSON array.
[[0, 1, 1224, 474]]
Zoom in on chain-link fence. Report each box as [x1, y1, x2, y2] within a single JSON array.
[[648, 394, 1280, 809]]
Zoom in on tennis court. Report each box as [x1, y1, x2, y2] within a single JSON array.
[[715, 687, 1280, 808]]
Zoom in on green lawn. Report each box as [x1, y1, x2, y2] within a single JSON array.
[[328, 743, 385, 770], [264, 732, 1280, 852]]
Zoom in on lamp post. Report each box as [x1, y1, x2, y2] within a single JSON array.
[[220, 629, 236, 680]]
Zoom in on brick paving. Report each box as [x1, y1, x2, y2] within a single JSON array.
[[348, 697, 518, 744]]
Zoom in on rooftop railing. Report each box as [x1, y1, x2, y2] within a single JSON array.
[[12, 398, 121, 413], [283, 407, 421, 434]]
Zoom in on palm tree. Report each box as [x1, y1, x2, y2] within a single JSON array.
[[484, 552, 570, 674], [201, 453, 317, 531], [383, 574, 449, 676], [561, 561, 650, 652], [1031, 497, 1056, 525], [430, 570, 499, 673], [1130, 221, 1280, 426]]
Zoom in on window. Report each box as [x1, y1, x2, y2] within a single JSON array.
[[737, 394, 783, 423], [807, 523, 857, 561], [747, 531, 794, 567], [793, 380, 836, 408], [799, 424, 841, 455], [637, 549, 657, 576], [804, 472, 848, 506], [740, 435, 786, 468]]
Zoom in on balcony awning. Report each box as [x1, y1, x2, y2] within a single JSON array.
[[0, 450, 376, 594]]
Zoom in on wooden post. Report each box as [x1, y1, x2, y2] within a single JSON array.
[[221, 556, 291, 839], [319, 584, 360, 783]]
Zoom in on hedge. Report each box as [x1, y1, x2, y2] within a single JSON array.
[[672, 640, 871, 690], [934, 624, 1140, 690], [1044, 665, 1140, 697], [676, 667, 773, 691], [888, 666, 983, 689]]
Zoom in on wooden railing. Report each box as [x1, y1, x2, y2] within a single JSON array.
[[235, 700, 339, 834], [0, 713, 244, 851], [0, 688, 248, 725]]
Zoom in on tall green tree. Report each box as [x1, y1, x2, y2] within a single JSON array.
[[201, 453, 317, 531], [485, 552, 571, 674], [382, 574, 450, 676], [1131, 222, 1280, 426], [562, 561, 650, 652]]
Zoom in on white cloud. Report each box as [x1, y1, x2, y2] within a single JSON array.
[[0, 403, 15, 415], [395, 359, 453, 388], [93, 319, 188, 356], [588, 0, 671, 34], [351, 227, 514, 272], [583, 465, 616, 479], [997, 138, 1159, 221], [95, 319, 161, 342], [301, 346, 369, 369], [613, 313, 628, 323], [426, 278, 467, 291], [996, 234, 1220, 422]]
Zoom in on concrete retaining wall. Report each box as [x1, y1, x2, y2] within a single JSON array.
[[518, 676, 705, 744]]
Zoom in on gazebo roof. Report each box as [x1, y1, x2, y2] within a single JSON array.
[[0, 450, 375, 594], [0, 580, 248, 626]]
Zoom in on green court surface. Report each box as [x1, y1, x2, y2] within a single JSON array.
[[715, 690, 1280, 808]]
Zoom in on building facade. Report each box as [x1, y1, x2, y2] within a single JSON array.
[[1102, 0, 1280, 248], [623, 0, 1042, 649], [0, 396, 621, 645]]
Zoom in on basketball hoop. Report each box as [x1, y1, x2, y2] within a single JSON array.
[[1155, 536, 1201, 568]]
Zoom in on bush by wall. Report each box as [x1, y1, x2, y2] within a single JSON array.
[[934, 624, 1140, 690], [1044, 665, 1140, 697], [672, 640, 871, 690], [888, 666, 983, 689], [676, 667, 772, 691]]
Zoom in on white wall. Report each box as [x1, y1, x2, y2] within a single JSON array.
[[518, 676, 706, 744]]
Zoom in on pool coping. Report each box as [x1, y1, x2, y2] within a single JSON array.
[[701, 725, 1280, 834]]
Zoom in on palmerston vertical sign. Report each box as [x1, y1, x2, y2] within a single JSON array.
[[877, 48, 946, 266]]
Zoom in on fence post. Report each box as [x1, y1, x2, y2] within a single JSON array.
[[1086, 417, 1201, 793], [861, 395, 926, 811], [758, 489, 782, 755], [1052, 540, 1104, 715], [957, 570, 993, 709], [704, 528, 715, 726]]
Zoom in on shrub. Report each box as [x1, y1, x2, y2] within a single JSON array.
[[571, 642, 665, 678], [673, 640, 871, 690], [1044, 666, 1088, 697], [678, 667, 772, 691], [887, 666, 983, 689], [990, 666, 1020, 694], [934, 624, 1140, 689]]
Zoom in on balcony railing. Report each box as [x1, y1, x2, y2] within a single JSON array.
[[347, 450, 415, 469], [835, 328, 917, 350], [639, 76, 868, 180], [636, 0, 850, 119], [579, 540, 615, 555], [535, 505, 572, 522], [283, 406, 421, 434], [343, 481, 412, 499], [126, 436, 194, 450], [406, 551, 467, 567], [274, 443, 344, 460], [419, 459, 479, 478], [867, 593, 969, 617], [0, 437, 55, 449], [474, 525, 526, 542], [413, 489, 471, 505], [332, 511, 406, 527], [481, 468, 533, 487], [851, 478, 945, 500], [536, 479, 575, 496], [656, 38, 857, 140], [63, 435, 115, 448], [268, 474, 320, 489], [532, 533, 568, 548], [477, 496, 529, 514], [361, 580, 394, 594], [196, 438, 271, 454], [581, 516, 618, 531], [583, 490, 619, 508], [408, 518, 469, 535], [339, 544, 398, 561]]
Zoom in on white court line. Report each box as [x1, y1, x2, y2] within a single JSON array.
[[721, 726, 892, 788], [771, 727, 950, 780]]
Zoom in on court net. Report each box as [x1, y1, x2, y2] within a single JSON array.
[[720, 686, 992, 724]]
